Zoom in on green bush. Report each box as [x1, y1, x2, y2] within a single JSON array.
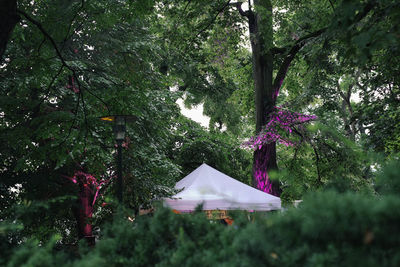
[[375, 158, 400, 195], [5, 162, 400, 266], [6, 191, 400, 267]]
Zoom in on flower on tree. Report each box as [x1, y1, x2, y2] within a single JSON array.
[[65, 170, 112, 239], [67, 171, 111, 207], [244, 106, 317, 150]]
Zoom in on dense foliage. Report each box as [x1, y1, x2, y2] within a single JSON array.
[[1, 0, 399, 264], [2, 162, 400, 266]]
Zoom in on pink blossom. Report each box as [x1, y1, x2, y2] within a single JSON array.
[[243, 106, 316, 150]]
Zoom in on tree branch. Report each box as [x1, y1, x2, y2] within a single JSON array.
[[353, 0, 375, 24], [270, 46, 287, 55], [17, 8, 109, 116], [17, 8, 84, 93], [42, 64, 65, 104], [312, 144, 322, 186], [191, 0, 232, 41], [61, 0, 85, 49], [181, 0, 192, 17], [273, 27, 327, 94], [82, 84, 111, 114], [172, 0, 192, 35], [57, 93, 81, 147], [272, 0, 376, 96], [80, 88, 89, 150], [17, 9, 71, 71], [336, 80, 347, 101], [17, 8, 101, 147], [328, 0, 335, 11], [230, 2, 252, 18]]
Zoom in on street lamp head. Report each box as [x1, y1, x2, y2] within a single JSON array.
[[99, 114, 137, 142], [113, 116, 126, 141]]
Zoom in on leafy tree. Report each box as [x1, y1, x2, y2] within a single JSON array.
[[156, 0, 389, 196], [1, 0, 180, 243], [153, 0, 251, 135], [168, 116, 252, 185], [1, 0, 399, 253]]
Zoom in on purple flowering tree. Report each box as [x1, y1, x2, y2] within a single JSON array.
[[244, 107, 316, 195], [65, 171, 111, 242], [231, 0, 326, 196]]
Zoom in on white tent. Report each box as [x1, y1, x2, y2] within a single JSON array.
[[164, 163, 281, 211]]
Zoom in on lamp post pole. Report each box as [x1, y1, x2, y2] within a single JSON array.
[[113, 116, 126, 203], [116, 138, 123, 203], [100, 114, 136, 204]]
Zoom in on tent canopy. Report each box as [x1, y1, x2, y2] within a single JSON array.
[[164, 163, 281, 211]]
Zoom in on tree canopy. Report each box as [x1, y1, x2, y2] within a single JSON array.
[[0, 0, 399, 255]]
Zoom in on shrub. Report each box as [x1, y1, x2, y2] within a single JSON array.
[[5, 162, 400, 266]]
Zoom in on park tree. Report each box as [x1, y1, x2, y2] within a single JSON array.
[[153, 0, 379, 196], [1, 0, 257, 243], [281, 0, 400, 156], [0, 0, 183, 242], [167, 116, 252, 185], [231, 0, 391, 196], [1, 0, 399, 248], [158, 0, 398, 196]]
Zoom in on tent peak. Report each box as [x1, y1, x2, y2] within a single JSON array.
[[164, 164, 281, 211]]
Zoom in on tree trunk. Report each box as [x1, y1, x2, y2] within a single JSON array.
[[249, 0, 281, 196], [237, 0, 370, 196], [0, 0, 19, 60], [253, 142, 281, 195], [73, 174, 95, 246], [337, 81, 356, 141]]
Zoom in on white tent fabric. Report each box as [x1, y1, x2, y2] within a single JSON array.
[[164, 163, 281, 211]]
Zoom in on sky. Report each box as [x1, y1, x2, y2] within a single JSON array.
[[176, 98, 210, 128]]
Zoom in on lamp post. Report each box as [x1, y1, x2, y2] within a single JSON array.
[[100, 115, 137, 203], [113, 116, 125, 203]]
